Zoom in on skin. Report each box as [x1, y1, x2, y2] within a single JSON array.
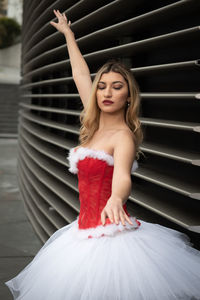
[[97, 72, 130, 131], [50, 10, 135, 227]]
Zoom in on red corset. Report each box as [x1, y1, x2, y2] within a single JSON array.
[[68, 147, 140, 230], [78, 157, 130, 229]]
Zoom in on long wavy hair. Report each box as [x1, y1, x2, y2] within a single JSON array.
[[79, 61, 143, 160]]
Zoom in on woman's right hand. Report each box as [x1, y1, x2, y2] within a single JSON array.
[[50, 10, 71, 35]]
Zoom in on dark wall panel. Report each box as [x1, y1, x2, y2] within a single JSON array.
[[19, 0, 200, 247]]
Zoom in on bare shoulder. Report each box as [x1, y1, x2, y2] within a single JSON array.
[[110, 128, 136, 174], [112, 128, 136, 149], [112, 128, 136, 160]]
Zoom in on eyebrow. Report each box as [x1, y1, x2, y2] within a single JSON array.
[[98, 81, 124, 84]]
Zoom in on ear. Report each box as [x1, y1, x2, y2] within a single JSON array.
[[127, 96, 131, 104]]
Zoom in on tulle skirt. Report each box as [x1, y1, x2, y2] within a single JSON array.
[[5, 217, 200, 300]]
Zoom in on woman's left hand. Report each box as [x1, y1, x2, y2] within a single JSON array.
[[101, 196, 134, 226]]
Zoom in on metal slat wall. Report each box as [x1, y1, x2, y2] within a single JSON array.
[[19, 0, 200, 246]]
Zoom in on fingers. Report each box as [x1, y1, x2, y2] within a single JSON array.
[[119, 210, 126, 226], [53, 9, 68, 22], [62, 12, 67, 20], [113, 209, 119, 225], [63, 13, 71, 26], [124, 213, 134, 225], [101, 209, 114, 226], [101, 205, 134, 227], [53, 9, 60, 18], [50, 10, 71, 31], [50, 21, 58, 29], [106, 210, 114, 224], [101, 210, 106, 226], [110, 209, 134, 226], [55, 9, 63, 18]]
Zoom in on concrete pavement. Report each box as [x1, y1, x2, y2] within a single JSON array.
[[0, 138, 42, 300]]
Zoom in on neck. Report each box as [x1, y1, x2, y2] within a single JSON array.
[[98, 109, 126, 131]]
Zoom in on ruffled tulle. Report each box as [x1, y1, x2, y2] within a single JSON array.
[[70, 216, 140, 239], [5, 218, 200, 300]]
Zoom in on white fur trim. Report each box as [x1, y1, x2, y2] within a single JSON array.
[[131, 160, 138, 173], [70, 216, 140, 240], [67, 147, 138, 174]]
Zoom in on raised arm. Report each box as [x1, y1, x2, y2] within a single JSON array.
[[50, 10, 92, 108]]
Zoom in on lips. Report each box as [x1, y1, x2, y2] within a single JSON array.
[[103, 100, 113, 104]]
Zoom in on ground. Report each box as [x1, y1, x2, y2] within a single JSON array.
[[0, 138, 42, 300]]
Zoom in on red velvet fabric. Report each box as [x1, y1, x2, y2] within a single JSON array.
[[76, 155, 140, 229]]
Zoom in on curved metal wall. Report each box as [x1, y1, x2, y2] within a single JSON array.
[[19, 0, 200, 245]]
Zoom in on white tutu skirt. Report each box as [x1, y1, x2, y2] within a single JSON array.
[[5, 217, 200, 300]]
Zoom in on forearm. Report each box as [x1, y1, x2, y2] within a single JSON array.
[[64, 29, 90, 77], [111, 176, 132, 205]]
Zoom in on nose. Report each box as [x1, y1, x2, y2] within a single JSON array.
[[104, 86, 112, 98]]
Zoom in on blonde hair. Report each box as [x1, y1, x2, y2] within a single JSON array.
[[79, 61, 143, 160]]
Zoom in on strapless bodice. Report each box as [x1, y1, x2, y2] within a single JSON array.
[[67, 147, 140, 234]]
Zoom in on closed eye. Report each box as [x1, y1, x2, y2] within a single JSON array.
[[113, 86, 122, 90]]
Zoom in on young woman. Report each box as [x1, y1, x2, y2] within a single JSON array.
[[5, 10, 200, 300]]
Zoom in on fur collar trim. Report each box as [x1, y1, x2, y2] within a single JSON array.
[[67, 147, 138, 174]]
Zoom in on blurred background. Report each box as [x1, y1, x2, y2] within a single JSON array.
[[0, 0, 200, 299], [0, 1, 43, 299], [0, 0, 22, 137]]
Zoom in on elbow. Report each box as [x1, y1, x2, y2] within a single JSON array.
[[123, 175, 132, 184], [122, 176, 132, 192], [72, 69, 80, 79]]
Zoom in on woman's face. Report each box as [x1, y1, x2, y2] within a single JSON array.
[[96, 72, 129, 113]]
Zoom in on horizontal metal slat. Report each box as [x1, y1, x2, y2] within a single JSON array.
[[140, 117, 200, 132], [141, 92, 200, 100], [23, 0, 56, 45], [77, 0, 200, 49], [129, 188, 200, 233], [20, 103, 80, 115], [23, 0, 111, 62], [141, 141, 200, 166], [18, 136, 79, 195], [20, 118, 74, 150], [21, 93, 79, 99], [20, 110, 80, 134], [20, 59, 200, 89], [134, 166, 200, 200], [23, 0, 76, 55], [23, 0, 120, 62], [18, 137, 79, 207], [84, 26, 200, 62], [19, 153, 76, 223], [22, 1, 39, 29], [20, 126, 69, 168], [18, 149, 79, 220], [20, 91, 200, 101], [22, 26, 200, 81], [20, 76, 73, 89], [19, 164, 64, 230], [133, 60, 200, 76], [24, 0, 198, 72], [22, 195, 49, 243], [20, 107, 200, 134], [18, 169, 56, 237]]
